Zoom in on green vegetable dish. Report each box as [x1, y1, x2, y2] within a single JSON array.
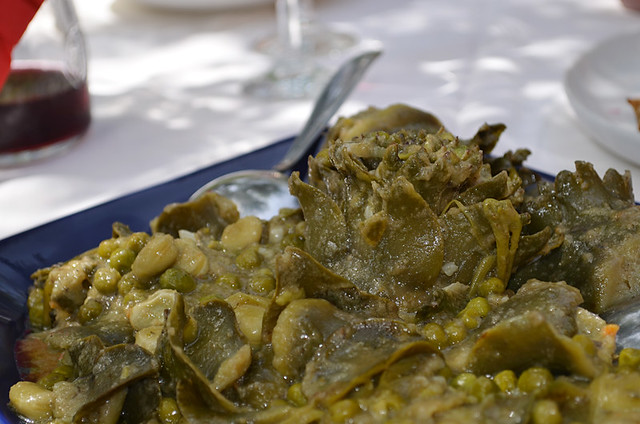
[[10, 104, 640, 423]]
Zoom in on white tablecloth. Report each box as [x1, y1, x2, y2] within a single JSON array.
[[1, 0, 639, 240]]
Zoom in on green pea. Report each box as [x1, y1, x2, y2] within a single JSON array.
[[281, 233, 305, 249], [97, 238, 119, 259], [517, 367, 553, 396], [159, 268, 196, 293], [208, 240, 223, 250], [236, 245, 262, 269], [126, 232, 150, 253], [329, 398, 361, 423], [117, 273, 137, 295], [494, 370, 517, 393], [439, 366, 453, 381], [123, 289, 147, 306], [472, 376, 497, 400], [249, 273, 275, 295], [619, 347, 640, 370], [215, 274, 240, 290], [287, 383, 307, 407], [109, 247, 136, 274], [422, 322, 447, 348], [444, 320, 467, 344], [158, 397, 181, 424], [92, 267, 120, 295], [460, 313, 480, 329], [459, 297, 491, 329], [78, 299, 103, 324], [465, 297, 491, 317], [199, 293, 221, 304], [451, 372, 476, 393], [478, 277, 505, 297], [531, 399, 562, 424]]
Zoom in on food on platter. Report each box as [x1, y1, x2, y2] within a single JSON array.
[[9, 104, 640, 423]]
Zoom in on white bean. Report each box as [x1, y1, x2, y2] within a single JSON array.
[[9, 381, 53, 422], [129, 289, 179, 330], [174, 238, 208, 277], [221, 216, 263, 250], [131, 233, 178, 281]]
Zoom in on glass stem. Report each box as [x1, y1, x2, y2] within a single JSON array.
[[276, 0, 303, 52]]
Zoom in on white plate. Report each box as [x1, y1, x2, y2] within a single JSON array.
[[133, 0, 271, 12], [564, 31, 640, 165]]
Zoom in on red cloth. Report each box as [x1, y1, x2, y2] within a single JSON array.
[[0, 0, 44, 89]]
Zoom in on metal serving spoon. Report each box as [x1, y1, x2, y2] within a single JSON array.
[[603, 300, 640, 350], [190, 49, 381, 219]]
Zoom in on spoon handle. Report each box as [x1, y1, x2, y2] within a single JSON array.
[[272, 49, 382, 173]]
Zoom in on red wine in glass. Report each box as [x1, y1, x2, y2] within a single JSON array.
[[0, 65, 90, 163]]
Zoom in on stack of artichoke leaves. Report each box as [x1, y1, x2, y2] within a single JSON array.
[[12, 104, 640, 423]]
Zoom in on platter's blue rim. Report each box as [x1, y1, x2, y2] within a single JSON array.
[[0, 136, 295, 422]]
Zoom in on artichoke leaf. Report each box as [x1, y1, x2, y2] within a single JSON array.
[[273, 246, 398, 318], [54, 343, 158, 422], [467, 310, 600, 377], [437, 198, 537, 291], [392, 136, 484, 215], [513, 226, 562, 269], [555, 162, 634, 214], [456, 169, 520, 207], [239, 400, 294, 424], [232, 345, 289, 410], [325, 104, 444, 145], [372, 176, 444, 292], [177, 371, 316, 424], [438, 202, 497, 288], [121, 377, 161, 424], [176, 379, 236, 424], [462, 122, 507, 155], [289, 172, 348, 264], [482, 198, 522, 283], [513, 208, 640, 313], [84, 314, 135, 346], [156, 292, 239, 414], [314, 175, 445, 313], [68, 335, 104, 377], [301, 318, 438, 406], [40, 311, 134, 353], [150, 191, 239, 238], [180, 388, 321, 424], [514, 162, 640, 312], [271, 298, 357, 379], [445, 280, 606, 378], [72, 388, 128, 424], [184, 299, 248, 382]]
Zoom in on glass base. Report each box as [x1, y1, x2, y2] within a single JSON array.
[[254, 25, 358, 57], [244, 63, 329, 100], [0, 135, 82, 167]]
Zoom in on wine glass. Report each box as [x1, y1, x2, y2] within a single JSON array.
[[244, 0, 356, 100]]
